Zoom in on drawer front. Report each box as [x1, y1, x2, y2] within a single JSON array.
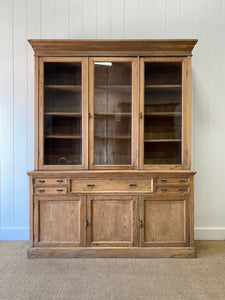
[[156, 186, 189, 194], [71, 179, 153, 193], [35, 178, 66, 186], [156, 178, 189, 185], [34, 187, 67, 195]]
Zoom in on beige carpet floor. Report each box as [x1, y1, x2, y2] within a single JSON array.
[[0, 241, 224, 300]]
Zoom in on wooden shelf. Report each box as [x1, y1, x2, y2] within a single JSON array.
[[95, 135, 131, 140], [45, 112, 82, 117], [144, 139, 182, 142], [95, 85, 131, 92], [144, 112, 182, 117], [95, 113, 131, 117], [45, 135, 82, 139], [145, 85, 182, 88], [45, 85, 81, 91]]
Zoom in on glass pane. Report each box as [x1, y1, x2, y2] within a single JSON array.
[[144, 62, 182, 165], [94, 62, 132, 165], [44, 62, 82, 165]]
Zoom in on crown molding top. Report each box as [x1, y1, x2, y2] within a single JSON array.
[[28, 39, 198, 57]]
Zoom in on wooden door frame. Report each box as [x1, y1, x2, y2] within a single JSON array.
[[33, 196, 86, 247], [86, 195, 139, 247], [38, 56, 88, 170], [88, 57, 138, 170], [139, 194, 189, 247], [139, 57, 191, 170]]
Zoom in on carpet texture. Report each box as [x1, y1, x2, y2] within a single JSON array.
[[0, 241, 224, 300]]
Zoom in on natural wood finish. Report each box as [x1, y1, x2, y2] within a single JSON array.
[[89, 57, 138, 169], [34, 178, 67, 186], [156, 186, 189, 194], [156, 177, 189, 184], [38, 57, 88, 170], [27, 247, 196, 258], [140, 196, 189, 247], [71, 179, 153, 193], [34, 56, 39, 170], [34, 196, 84, 247], [28, 39, 198, 57], [34, 187, 67, 195], [29, 176, 34, 247], [86, 196, 138, 247], [28, 39, 197, 258], [189, 175, 194, 246]]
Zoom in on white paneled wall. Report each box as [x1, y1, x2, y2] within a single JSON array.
[[0, 0, 225, 240]]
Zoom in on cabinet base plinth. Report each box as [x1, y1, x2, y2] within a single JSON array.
[[27, 247, 196, 258]]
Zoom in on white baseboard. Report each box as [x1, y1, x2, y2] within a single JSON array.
[[0, 228, 29, 240], [194, 228, 225, 240]]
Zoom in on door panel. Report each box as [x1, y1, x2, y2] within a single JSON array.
[[87, 195, 139, 247], [89, 57, 138, 169], [139, 57, 189, 169], [34, 196, 85, 247], [39, 57, 88, 169], [140, 196, 189, 247]]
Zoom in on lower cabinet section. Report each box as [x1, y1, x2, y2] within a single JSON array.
[[28, 171, 195, 258]]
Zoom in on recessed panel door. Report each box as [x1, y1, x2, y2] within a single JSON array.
[[139, 196, 189, 247], [86, 196, 139, 247]]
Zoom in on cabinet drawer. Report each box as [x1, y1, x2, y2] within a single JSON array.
[[156, 186, 189, 194], [35, 178, 66, 186], [34, 187, 67, 195], [156, 178, 189, 185], [71, 179, 153, 193]]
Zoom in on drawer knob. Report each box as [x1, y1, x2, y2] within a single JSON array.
[[56, 189, 63, 192], [160, 180, 167, 183], [179, 188, 185, 192], [56, 180, 63, 183], [86, 184, 95, 188], [129, 184, 137, 188], [161, 188, 167, 192], [38, 189, 45, 193], [140, 220, 143, 228], [179, 180, 185, 183], [38, 180, 45, 183], [85, 219, 89, 227]]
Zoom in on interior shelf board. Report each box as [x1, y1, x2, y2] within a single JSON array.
[[95, 85, 131, 89], [144, 139, 182, 142], [45, 112, 82, 117], [145, 85, 182, 88], [45, 135, 82, 139], [95, 113, 131, 117], [94, 85, 131, 93], [144, 112, 182, 117], [95, 135, 131, 139], [45, 85, 81, 91]]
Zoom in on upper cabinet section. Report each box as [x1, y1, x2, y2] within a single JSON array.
[[29, 39, 197, 170]]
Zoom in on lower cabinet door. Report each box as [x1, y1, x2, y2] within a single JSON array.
[[34, 196, 85, 247], [86, 195, 139, 247], [139, 195, 189, 247]]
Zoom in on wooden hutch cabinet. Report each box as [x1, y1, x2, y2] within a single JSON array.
[[27, 39, 197, 258]]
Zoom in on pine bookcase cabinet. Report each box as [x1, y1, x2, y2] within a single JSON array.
[[27, 39, 197, 258]]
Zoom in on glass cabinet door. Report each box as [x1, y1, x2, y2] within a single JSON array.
[[89, 58, 138, 168], [39, 58, 88, 169], [140, 58, 185, 168]]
